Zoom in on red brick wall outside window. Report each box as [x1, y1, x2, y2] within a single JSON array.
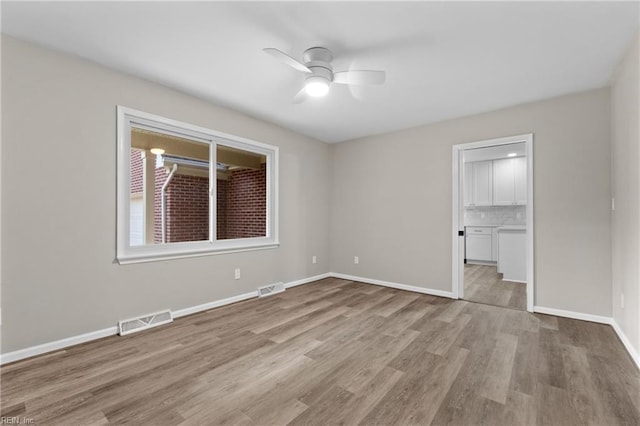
[[223, 164, 267, 239], [164, 174, 210, 243], [217, 179, 228, 240], [129, 150, 266, 244], [130, 148, 143, 194]]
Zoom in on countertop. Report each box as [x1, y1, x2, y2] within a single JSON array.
[[496, 225, 526, 231], [465, 224, 525, 228]]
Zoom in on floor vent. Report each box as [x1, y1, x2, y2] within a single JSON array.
[[257, 282, 285, 298], [118, 309, 173, 336]]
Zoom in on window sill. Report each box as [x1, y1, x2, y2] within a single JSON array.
[[117, 241, 280, 265]]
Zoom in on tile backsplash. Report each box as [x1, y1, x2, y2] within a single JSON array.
[[464, 205, 526, 226]]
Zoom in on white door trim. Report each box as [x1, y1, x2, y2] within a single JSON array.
[[452, 133, 534, 312]]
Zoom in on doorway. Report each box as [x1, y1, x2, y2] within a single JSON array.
[[452, 134, 534, 311]]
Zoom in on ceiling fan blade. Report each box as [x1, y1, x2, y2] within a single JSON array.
[[263, 48, 312, 74], [292, 87, 308, 104], [333, 70, 386, 86]]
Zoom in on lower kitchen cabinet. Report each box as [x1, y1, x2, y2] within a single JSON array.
[[491, 228, 498, 261], [465, 227, 492, 262], [497, 228, 526, 282]]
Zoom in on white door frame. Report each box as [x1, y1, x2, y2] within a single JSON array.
[[452, 134, 534, 312]]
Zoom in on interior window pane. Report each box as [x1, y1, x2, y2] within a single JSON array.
[[216, 145, 267, 240], [130, 128, 210, 244]]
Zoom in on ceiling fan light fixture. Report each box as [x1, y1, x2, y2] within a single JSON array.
[[263, 46, 384, 102], [304, 76, 330, 97]]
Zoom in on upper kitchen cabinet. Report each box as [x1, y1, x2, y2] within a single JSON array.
[[464, 160, 493, 207], [464, 162, 473, 207], [493, 158, 515, 205], [493, 157, 527, 205], [514, 156, 527, 204]]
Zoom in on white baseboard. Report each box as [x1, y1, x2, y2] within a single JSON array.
[[533, 306, 612, 324], [610, 319, 640, 370], [173, 291, 258, 319], [0, 273, 330, 365], [330, 272, 455, 299], [285, 273, 331, 289], [0, 326, 118, 365]]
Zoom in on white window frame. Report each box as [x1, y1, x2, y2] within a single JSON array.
[[117, 106, 279, 264]]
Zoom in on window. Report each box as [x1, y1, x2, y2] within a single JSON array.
[[117, 106, 278, 263]]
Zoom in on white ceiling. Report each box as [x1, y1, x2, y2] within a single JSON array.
[[2, 2, 638, 143]]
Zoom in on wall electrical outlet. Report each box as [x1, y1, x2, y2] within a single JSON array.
[[312, 256, 317, 264], [234, 268, 241, 280], [354, 256, 359, 264]]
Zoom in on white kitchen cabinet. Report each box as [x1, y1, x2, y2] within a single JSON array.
[[491, 227, 498, 261], [497, 227, 526, 282], [492, 158, 515, 205], [514, 156, 527, 205], [492, 157, 527, 205], [464, 160, 493, 207], [463, 162, 474, 207], [473, 161, 493, 206], [466, 227, 492, 262]]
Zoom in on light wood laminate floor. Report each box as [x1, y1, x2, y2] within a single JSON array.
[[464, 264, 527, 310], [2, 278, 638, 425]]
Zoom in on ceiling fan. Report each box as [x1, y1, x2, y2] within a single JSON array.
[[263, 46, 386, 102]]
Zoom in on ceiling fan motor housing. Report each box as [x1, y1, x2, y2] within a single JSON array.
[[303, 47, 334, 83]]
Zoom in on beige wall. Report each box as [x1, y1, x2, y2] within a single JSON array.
[[331, 88, 612, 317], [1, 36, 331, 353], [0, 34, 2, 331], [611, 34, 640, 359], [0, 34, 624, 356]]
